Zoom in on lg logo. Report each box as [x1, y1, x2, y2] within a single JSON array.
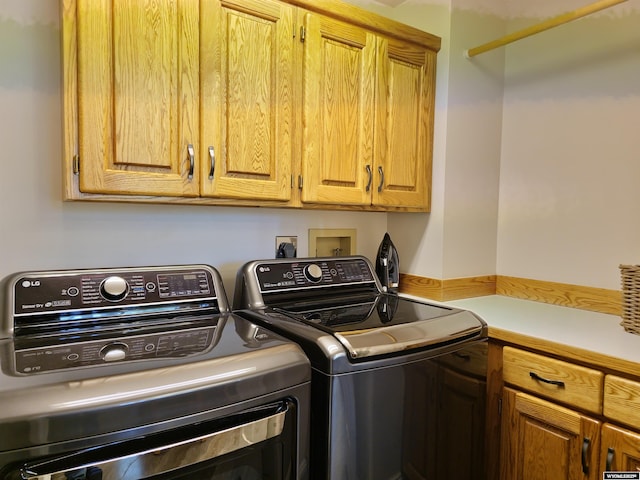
[[21, 280, 41, 288]]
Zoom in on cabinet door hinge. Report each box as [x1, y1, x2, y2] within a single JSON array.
[[299, 25, 305, 43], [298, 175, 303, 189], [73, 155, 80, 175]]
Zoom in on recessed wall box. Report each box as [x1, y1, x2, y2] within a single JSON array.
[[309, 229, 356, 257]]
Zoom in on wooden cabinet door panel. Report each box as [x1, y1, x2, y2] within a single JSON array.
[[401, 361, 438, 480], [374, 38, 435, 209], [201, 0, 294, 201], [501, 388, 600, 480], [77, 0, 200, 196], [301, 12, 375, 206], [600, 423, 640, 473], [436, 367, 486, 480]]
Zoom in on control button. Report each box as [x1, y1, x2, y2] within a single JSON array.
[[304, 264, 323, 283], [144, 343, 155, 352], [145, 282, 156, 292], [99, 343, 128, 362], [100, 276, 129, 302], [67, 286, 79, 297], [67, 353, 80, 361]]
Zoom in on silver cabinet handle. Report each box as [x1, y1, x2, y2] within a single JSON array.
[[365, 165, 372, 192], [377, 166, 384, 192], [187, 144, 195, 180], [20, 405, 288, 480], [208, 146, 216, 180]]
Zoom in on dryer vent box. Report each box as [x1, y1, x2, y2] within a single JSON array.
[[309, 229, 356, 257]]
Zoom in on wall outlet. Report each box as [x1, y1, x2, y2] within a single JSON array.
[[276, 236, 297, 258]]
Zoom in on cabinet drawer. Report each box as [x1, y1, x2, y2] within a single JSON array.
[[436, 342, 487, 378], [502, 347, 603, 414], [604, 375, 640, 428]]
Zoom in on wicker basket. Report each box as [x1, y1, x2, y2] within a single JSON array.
[[620, 264, 640, 335]]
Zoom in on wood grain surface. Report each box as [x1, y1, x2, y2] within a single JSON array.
[[604, 375, 640, 428], [497, 276, 621, 316], [503, 346, 604, 414]]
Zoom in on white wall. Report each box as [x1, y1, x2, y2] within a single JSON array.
[[0, 1, 388, 298], [497, 2, 640, 289]]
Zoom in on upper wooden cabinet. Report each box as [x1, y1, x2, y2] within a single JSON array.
[[300, 12, 436, 210], [74, 0, 201, 197], [300, 12, 376, 207], [63, 0, 440, 211], [374, 37, 435, 209], [200, 0, 295, 202]]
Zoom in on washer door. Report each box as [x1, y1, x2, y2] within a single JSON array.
[[9, 401, 297, 480]]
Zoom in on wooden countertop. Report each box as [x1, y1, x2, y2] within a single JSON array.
[[404, 294, 640, 378]]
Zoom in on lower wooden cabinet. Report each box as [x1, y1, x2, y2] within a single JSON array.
[[495, 346, 640, 480], [600, 422, 640, 472], [401, 349, 487, 480], [437, 366, 487, 479], [402, 361, 438, 480], [500, 387, 601, 480]]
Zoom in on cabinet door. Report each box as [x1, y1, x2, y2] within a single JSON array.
[[401, 361, 438, 480], [436, 367, 487, 480], [200, 0, 294, 201], [300, 12, 376, 206], [77, 0, 200, 196], [500, 388, 600, 480], [600, 423, 640, 473], [374, 37, 435, 210]]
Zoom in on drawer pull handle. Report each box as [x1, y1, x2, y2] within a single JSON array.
[[529, 371, 565, 388], [606, 447, 614, 471], [581, 437, 590, 475], [453, 352, 471, 361]]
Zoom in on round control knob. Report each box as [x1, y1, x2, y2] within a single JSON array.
[[304, 264, 323, 283], [99, 343, 128, 362], [100, 276, 129, 302]]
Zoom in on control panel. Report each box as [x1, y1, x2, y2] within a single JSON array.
[[11, 266, 216, 316], [255, 258, 376, 292], [13, 324, 218, 374]]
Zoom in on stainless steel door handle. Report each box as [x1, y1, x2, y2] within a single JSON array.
[[208, 145, 216, 180], [20, 405, 288, 480], [187, 144, 195, 180]]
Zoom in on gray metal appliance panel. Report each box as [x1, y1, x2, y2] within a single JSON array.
[[0, 316, 309, 453], [315, 346, 487, 480], [0, 381, 311, 479]]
